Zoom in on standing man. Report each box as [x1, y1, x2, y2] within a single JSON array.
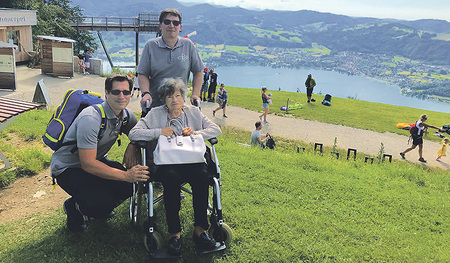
[[84, 49, 91, 74], [208, 68, 218, 102], [400, 114, 444, 163], [200, 67, 209, 101], [137, 9, 204, 112], [305, 74, 316, 103], [51, 74, 149, 232]]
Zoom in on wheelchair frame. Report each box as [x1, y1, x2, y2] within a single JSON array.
[[129, 138, 232, 258]]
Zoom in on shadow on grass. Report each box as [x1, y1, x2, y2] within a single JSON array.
[[1, 205, 226, 263]]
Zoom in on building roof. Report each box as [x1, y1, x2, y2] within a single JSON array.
[[0, 42, 18, 48], [37, 35, 77, 43], [0, 97, 42, 123]]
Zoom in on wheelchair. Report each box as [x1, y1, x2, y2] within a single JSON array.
[[129, 138, 233, 259]]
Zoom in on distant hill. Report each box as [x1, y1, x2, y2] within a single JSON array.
[[71, 0, 450, 65]]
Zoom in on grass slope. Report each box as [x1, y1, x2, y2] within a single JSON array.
[[0, 124, 449, 262]]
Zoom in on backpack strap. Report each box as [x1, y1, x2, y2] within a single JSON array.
[[66, 104, 107, 154], [116, 108, 129, 147]]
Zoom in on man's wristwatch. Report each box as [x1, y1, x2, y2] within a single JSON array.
[[142, 91, 151, 97]]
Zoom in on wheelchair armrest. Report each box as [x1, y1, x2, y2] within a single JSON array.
[[134, 141, 147, 149], [208, 137, 218, 145]]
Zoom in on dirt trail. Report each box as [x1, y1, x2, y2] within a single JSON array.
[[0, 66, 448, 223]]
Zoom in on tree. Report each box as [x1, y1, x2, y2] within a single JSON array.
[[7, 0, 98, 54]]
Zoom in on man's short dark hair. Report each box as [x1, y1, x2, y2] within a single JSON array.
[[255, 121, 262, 128], [105, 73, 133, 92], [159, 8, 182, 24]]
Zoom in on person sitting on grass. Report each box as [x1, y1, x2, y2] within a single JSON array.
[[250, 121, 269, 148], [212, 83, 228, 118]]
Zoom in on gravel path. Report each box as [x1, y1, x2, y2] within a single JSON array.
[[2, 66, 448, 170]]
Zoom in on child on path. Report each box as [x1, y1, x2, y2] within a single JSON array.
[[131, 73, 140, 98], [436, 138, 449, 161], [259, 86, 270, 124]]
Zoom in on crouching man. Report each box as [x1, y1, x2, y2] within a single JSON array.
[[51, 73, 149, 231]]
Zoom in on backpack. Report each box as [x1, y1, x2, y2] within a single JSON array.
[[409, 124, 419, 135], [43, 89, 129, 151], [266, 135, 276, 150], [322, 94, 332, 106]]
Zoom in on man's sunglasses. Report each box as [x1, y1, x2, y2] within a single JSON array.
[[109, 90, 131, 96], [162, 19, 181, 26]]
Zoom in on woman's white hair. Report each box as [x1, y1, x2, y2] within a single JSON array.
[[158, 78, 186, 102]]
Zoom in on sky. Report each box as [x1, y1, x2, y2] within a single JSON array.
[[179, 0, 450, 22]]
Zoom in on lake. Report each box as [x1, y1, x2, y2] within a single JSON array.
[[213, 66, 450, 113]]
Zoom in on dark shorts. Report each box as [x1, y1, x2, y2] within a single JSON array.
[[307, 87, 314, 97], [412, 134, 423, 145], [221, 100, 227, 109], [133, 87, 140, 90], [208, 83, 217, 94]]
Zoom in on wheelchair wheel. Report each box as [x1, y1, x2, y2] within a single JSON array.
[[144, 231, 163, 252], [209, 223, 233, 246], [129, 183, 143, 225]]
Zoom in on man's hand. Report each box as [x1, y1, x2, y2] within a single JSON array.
[[124, 165, 150, 183], [140, 93, 152, 108], [190, 95, 201, 105]]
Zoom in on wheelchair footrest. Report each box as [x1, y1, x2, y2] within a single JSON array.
[[195, 242, 226, 255], [150, 248, 182, 259]]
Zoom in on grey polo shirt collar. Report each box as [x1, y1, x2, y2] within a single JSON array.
[[102, 101, 127, 124], [156, 36, 184, 49]]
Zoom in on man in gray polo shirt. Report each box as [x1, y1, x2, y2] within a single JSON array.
[[51, 74, 150, 232], [137, 8, 204, 110]]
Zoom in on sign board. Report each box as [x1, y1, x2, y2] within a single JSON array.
[[52, 47, 73, 63], [0, 9, 37, 26], [33, 79, 51, 105], [0, 55, 14, 73]]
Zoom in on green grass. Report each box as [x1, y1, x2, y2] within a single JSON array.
[[223, 86, 450, 142], [0, 126, 449, 262]]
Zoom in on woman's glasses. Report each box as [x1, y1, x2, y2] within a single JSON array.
[[109, 90, 131, 96], [162, 19, 181, 26]]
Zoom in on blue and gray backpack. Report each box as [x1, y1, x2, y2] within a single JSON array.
[[43, 89, 128, 151]]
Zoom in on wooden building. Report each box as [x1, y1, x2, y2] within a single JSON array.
[[0, 42, 17, 90], [38, 35, 76, 78], [0, 8, 37, 63]]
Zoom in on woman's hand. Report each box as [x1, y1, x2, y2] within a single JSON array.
[[182, 127, 194, 136], [161, 127, 174, 137]]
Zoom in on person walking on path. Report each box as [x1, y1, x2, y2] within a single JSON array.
[[305, 74, 316, 103], [208, 68, 218, 102], [436, 138, 449, 161], [201, 67, 209, 101], [400, 114, 444, 163], [137, 8, 204, 113], [259, 86, 270, 124], [212, 83, 228, 118]]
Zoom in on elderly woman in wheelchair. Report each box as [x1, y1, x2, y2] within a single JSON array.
[[128, 78, 222, 256]]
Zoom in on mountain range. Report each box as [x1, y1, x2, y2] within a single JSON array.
[[71, 0, 450, 65]]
